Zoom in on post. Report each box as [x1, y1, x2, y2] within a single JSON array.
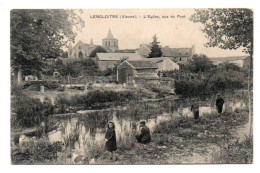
[[40, 86, 45, 93]]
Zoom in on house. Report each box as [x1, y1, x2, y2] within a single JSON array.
[[209, 56, 250, 68], [147, 57, 180, 71], [116, 60, 159, 84], [95, 53, 144, 71], [136, 44, 195, 62]]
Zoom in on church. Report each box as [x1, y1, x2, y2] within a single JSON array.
[[68, 28, 119, 59]]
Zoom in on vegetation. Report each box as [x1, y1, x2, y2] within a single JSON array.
[[148, 34, 162, 58], [89, 46, 108, 57], [211, 136, 253, 164], [11, 9, 84, 76], [55, 58, 98, 77], [11, 141, 63, 164], [190, 8, 253, 136], [11, 93, 53, 128]]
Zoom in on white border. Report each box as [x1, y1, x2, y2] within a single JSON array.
[[1, 1, 259, 173]]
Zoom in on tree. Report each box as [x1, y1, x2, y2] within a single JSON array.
[[190, 8, 253, 136], [11, 9, 84, 77], [148, 34, 162, 58], [183, 54, 213, 73], [89, 46, 108, 57]]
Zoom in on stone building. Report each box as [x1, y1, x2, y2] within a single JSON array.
[[116, 60, 159, 84], [68, 39, 97, 59], [102, 28, 119, 52], [95, 53, 144, 71], [68, 29, 119, 59], [136, 44, 195, 62]]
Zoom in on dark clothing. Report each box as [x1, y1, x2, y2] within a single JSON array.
[[216, 98, 224, 107], [136, 126, 151, 144], [194, 111, 199, 120], [216, 97, 224, 114], [217, 105, 223, 113], [105, 128, 117, 152], [191, 103, 200, 123]]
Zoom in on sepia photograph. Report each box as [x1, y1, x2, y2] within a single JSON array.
[[9, 8, 253, 165]]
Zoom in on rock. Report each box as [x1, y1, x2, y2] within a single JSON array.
[[89, 158, 96, 164]]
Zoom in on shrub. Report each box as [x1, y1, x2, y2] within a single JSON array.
[[211, 136, 253, 164], [11, 93, 53, 128], [11, 141, 63, 164]]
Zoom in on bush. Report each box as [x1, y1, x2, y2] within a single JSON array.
[[11, 141, 63, 164], [11, 93, 53, 128], [55, 90, 137, 113], [211, 136, 253, 164]]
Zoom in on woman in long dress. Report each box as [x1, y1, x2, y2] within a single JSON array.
[[105, 122, 117, 160]]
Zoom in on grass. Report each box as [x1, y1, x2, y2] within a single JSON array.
[[210, 136, 253, 164]]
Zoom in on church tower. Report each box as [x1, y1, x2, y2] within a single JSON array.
[[102, 28, 119, 52]]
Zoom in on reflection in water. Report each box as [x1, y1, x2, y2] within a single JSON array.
[[47, 100, 247, 162]]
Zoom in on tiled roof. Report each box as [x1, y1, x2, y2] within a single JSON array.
[[161, 47, 192, 57], [96, 53, 144, 61], [127, 60, 158, 69], [137, 44, 192, 58], [115, 49, 137, 53]]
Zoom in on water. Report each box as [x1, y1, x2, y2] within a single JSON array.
[[47, 100, 247, 163]]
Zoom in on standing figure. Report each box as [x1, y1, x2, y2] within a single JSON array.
[[136, 121, 151, 144], [191, 99, 200, 124], [105, 122, 117, 160], [216, 94, 225, 115]]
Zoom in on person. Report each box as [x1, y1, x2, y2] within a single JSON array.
[[136, 121, 151, 144], [105, 122, 117, 160], [216, 94, 225, 115], [191, 99, 200, 124]]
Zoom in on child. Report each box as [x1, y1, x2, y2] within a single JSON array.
[[105, 122, 117, 161]]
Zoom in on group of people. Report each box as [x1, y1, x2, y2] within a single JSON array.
[[105, 121, 151, 161], [104, 94, 225, 161], [191, 94, 225, 124]]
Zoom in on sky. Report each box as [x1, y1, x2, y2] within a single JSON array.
[[72, 9, 247, 58]]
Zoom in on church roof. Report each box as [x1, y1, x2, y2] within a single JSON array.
[[104, 28, 114, 39]]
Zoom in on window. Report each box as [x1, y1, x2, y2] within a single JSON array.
[[70, 51, 72, 55], [79, 46, 82, 50], [108, 41, 110, 46]]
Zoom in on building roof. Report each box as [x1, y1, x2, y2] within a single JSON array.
[[96, 53, 144, 61], [126, 60, 158, 69], [137, 44, 192, 57], [209, 56, 249, 62], [115, 49, 137, 53], [161, 47, 192, 57], [104, 28, 115, 39]]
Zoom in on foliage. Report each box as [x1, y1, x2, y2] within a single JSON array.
[[148, 34, 162, 58], [11, 9, 84, 76], [55, 90, 137, 113], [211, 136, 253, 164], [190, 9, 253, 54], [55, 58, 98, 77], [11, 141, 63, 164], [183, 54, 214, 73], [89, 46, 108, 57], [11, 93, 53, 127]]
